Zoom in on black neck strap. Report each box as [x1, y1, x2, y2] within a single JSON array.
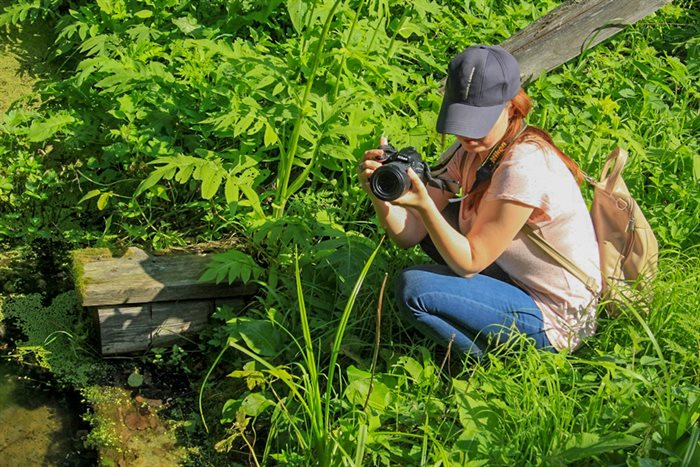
[[467, 119, 529, 195], [426, 119, 529, 196]]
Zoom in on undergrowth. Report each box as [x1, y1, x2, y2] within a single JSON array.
[[0, 292, 106, 388]]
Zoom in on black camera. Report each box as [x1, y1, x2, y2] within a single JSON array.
[[369, 144, 430, 201]]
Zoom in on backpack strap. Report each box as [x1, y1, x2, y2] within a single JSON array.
[[522, 224, 600, 296]]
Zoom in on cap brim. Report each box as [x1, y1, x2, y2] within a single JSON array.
[[436, 101, 505, 139]]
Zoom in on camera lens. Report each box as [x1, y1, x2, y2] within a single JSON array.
[[370, 164, 410, 201]]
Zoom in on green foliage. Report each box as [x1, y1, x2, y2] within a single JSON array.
[[0, 0, 565, 248], [1, 292, 106, 388], [527, 3, 699, 248], [3, 0, 694, 249], [0, 0, 65, 26], [207, 241, 383, 465], [209, 254, 700, 465], [1, 1, 698, 465]]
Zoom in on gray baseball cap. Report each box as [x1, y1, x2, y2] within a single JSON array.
[[436, 45, 521, 139]]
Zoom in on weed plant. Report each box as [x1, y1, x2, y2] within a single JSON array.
[[0, 0, 698, 465]]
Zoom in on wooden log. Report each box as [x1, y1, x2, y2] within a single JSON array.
[[97, 305, 152, 355], [501, 0, 673, 82], [73, 247, 257, 307], [96, 300, 219, 355], [151, 300, 211, 348]]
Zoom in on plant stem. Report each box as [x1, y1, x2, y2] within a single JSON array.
[[273, 0, 343, 219], [198, 344, 228, 433], [332, 0, 365, 102], [323, 239, 383, 436], [363, 271, 386, 412]]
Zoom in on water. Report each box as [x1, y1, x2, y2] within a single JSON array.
[[0, 361, 94, 467]]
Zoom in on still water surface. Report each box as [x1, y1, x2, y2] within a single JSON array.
[[0, 360, 93, 466]]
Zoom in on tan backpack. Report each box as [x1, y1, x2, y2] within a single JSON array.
[[524, 147, 659, 316]]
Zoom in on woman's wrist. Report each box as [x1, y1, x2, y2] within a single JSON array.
[[414, 195, 439, 218]]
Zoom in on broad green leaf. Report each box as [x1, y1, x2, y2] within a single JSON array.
[[127, 371, 144, 388], [234, 113, 256, 137], [96, 0, 114, 14], [395, 356, 423, 381], [253, 74, 276, 90], [175, 163, 195, 184], [228, 363, 265, 390], [452, 379, 501, 435], [344, 365, 393, 411], [286, 0, 309, 34], [220, 398, 242, 424], [97, 193, 111, 210], [198, 249, 264, 285], [200, 164, 223, 200], [172, 16, 200, 34], [240, 184, 265, 219], [240, 392, 274, 417], [78, 189, 102, 204], [227, 318, 281, 357], [26, 112, 75, 142], [134, 9, 153, 18], [264, 122, 279, 147], [135, 164, 177, 196], [559, 432, 641, 462], [224, 176, 240, 204]]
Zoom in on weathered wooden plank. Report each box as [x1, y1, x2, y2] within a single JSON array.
[[151, 300, 211, 348], [98, 305, 152, 355], [501, 0, 673, 82], [74, 247, 258, 307]]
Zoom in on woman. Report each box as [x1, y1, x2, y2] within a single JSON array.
[[357, 45, 601, 358]]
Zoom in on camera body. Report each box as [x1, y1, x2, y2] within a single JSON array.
[[369, 144, 430, 201]]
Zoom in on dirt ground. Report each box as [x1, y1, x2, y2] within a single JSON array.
[[0, 0, 55, 114]]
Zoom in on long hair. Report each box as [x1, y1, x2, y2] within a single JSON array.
[[465, 88, 583, 212]]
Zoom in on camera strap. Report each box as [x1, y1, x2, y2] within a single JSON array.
[[426, 119, 529, 198], [426, 144, 462, 193], [445, 119, 529, 203]]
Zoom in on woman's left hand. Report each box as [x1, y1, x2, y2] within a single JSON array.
[[390, 168, 435, 213]]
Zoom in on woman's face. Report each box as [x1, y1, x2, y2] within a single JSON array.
[[456, 104, 512, 154]]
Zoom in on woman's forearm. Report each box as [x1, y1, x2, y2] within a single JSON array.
[[416, 200, 477, 276], [371, 198, 428, 248]]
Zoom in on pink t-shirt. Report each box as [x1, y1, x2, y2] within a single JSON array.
[[441, 140, 601, 351]]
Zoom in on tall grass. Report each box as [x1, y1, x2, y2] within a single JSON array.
[[328, 253, 699, 465]]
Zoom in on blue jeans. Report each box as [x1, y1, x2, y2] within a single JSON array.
[[398, 202, 553, 357], [395, 264, 554, 357]]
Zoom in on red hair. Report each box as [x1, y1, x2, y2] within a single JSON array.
[[465, 88, 583, 212]]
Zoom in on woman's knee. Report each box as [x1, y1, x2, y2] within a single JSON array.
[[394, 268, 418, 315], [394, 266, 434, 317]]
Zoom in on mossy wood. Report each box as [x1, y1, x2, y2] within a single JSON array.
[[501, 0, 673, 82], [73, 247, 256, 355]]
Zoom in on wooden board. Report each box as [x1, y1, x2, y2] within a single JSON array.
[[97, 300, 215, 355], [74, 247, 258, 307], [97, 305, 152, 355], [501, 0, 673, 82], [151, 301, 211, 348]]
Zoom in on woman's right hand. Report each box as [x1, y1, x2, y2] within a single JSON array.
[[358, 136, 389, 197]]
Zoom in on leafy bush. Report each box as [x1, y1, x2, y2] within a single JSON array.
[[1, 0, 563, 249]]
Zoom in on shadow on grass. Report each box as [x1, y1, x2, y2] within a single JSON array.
[[0, 0, 58, 113]]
